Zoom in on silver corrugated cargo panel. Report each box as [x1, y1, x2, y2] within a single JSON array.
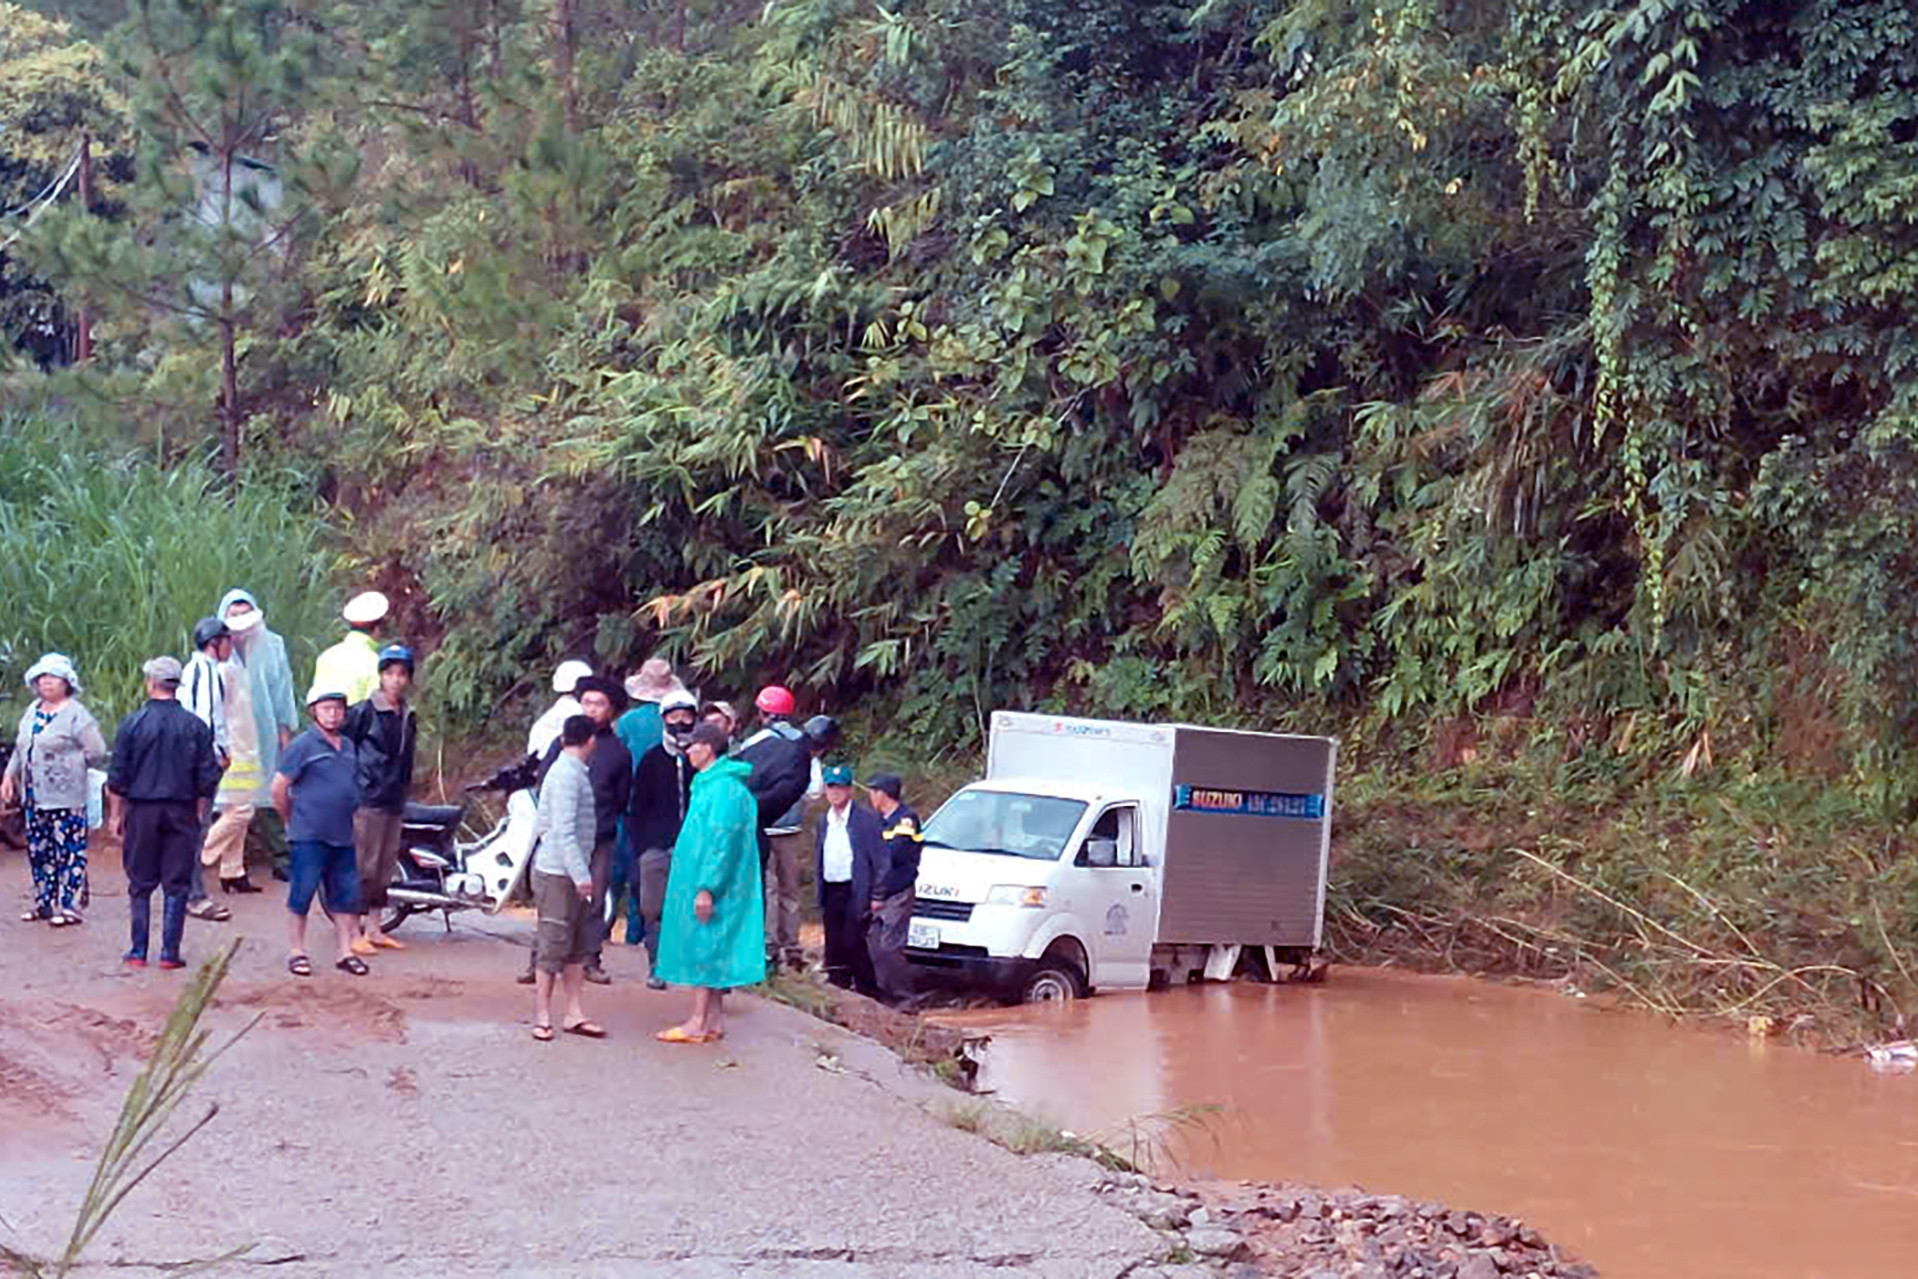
[[1158, 729, 1336, 948]]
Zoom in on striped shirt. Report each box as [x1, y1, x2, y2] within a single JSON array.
[[181, 651, 230, 756]]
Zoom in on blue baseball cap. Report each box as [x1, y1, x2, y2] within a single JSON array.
[[822, 763, 854, 786]]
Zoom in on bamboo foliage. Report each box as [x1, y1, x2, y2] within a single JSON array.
[[805, 74, 928, 182]]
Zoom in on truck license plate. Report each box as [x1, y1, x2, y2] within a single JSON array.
[[908, 921, 940, 950]]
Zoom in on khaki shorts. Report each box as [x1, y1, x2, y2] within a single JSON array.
[[355, 808, 406, 909], [534, 871, 594, 974]]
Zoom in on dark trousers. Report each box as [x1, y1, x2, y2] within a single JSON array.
[[868, 888, 917, 1004], [638, 847, 672, 969], [821, 881, 876, 995], [123, 799, 199, 961], [586, 838, 613, 968]]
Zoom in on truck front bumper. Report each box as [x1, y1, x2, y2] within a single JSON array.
[[905, 943, 1034, 995]]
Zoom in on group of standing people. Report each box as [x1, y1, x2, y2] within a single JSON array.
[[8, 606, 926, 1033], [6, 588, 417, 974], [521, 659, 924, 1044]]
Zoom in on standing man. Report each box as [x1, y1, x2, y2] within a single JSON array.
[[865, 773, 923, 1006], [218, 589, 300, 881], [814, 764, 883, 994], [630, 691, 700, 989], [273, 687, 367, 978], [345, 645, 417, 955], [107, 658, 221, 970], [612, 656, 682, 950], [618, 657, 681, 760], [736, 687, 824, 971], [519, 674, 630, 986], [530, 715, 604, 1041], [179, 617, 238, 917], [528, 660, 594, 759], [313, 591, 388, 706]]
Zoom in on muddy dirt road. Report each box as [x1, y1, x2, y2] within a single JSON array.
[[0, 854, 1162, 1278]]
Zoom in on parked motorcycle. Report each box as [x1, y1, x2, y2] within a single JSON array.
[[380, 754, 542, 935]]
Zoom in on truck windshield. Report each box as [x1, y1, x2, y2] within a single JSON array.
[[921, 791, 1088, 861]]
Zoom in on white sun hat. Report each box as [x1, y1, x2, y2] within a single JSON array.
[[342, 591, 390, 626], [551, 659, 594, 694]]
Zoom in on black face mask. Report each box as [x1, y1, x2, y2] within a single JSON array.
[[665, 720, 696, 742]]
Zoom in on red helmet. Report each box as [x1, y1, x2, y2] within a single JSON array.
[[754, 685, 796, 717]]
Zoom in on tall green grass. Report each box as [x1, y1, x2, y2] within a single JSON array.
[[0, 417, 334, 730]]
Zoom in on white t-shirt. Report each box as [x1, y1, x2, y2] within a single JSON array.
[[527, 695, 582, 758], [821, 804, 854, 883]]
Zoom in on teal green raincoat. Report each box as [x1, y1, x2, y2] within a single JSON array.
[[654, 756, 766, 990]]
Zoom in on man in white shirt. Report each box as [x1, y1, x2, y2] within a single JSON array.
[[527, 660, 595, 759], [813, 764, 884, 994], [182, 617, 239, 915]]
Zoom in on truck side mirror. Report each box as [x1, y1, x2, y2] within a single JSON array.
[[1084, 837, 1118, 868]]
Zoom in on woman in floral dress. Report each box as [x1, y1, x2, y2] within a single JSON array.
[[2, 654, 109, 925]]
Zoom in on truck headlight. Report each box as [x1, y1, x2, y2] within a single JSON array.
[[985, 885, 1048, 908]]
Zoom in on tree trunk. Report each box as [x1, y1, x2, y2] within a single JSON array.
[[220, 314, 239, 478], [552, 0, 579, 134], [75, 130, 93, 364], [219, 144, 239, 478]]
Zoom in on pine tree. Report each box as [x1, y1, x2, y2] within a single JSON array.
[[0, 3, 126, 363], [29, 0, 355, 473]]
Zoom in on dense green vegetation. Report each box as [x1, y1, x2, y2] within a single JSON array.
[[4, 0, 1916, 1026], [0, 417, 333, 726]]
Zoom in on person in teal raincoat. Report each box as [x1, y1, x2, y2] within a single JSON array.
[[654, 721, 765, 1043]]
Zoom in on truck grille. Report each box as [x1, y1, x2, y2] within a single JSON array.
[[914, 899, 974, 923]]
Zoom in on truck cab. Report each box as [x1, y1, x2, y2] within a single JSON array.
[[907, 777, 1160, 1001]]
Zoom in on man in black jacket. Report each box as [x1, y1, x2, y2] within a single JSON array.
[[629, 691, 698, 989], [344, 645, 417, 955], [814, 765, 885, 994], [519, 674, 631, 986], [107, 657, 221, 970], [866, 772, 922, 1006]]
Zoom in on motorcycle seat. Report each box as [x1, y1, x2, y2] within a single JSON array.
[[402, 802, 466, 828]]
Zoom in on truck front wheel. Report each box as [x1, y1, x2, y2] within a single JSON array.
[[1019, 956, 1086, 1004]]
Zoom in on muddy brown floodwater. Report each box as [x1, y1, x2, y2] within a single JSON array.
[[935, 969, 1918, 1279]]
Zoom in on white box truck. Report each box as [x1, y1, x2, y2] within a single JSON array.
[[907, 711, 1337, 1002]]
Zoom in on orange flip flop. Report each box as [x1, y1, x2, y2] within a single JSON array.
[[655, 1027, 712, 1044], [373, 936, 407, 950]]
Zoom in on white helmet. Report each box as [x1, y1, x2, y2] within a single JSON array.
[[552, 659, 594, 695], [342, 590, 390, 625]]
